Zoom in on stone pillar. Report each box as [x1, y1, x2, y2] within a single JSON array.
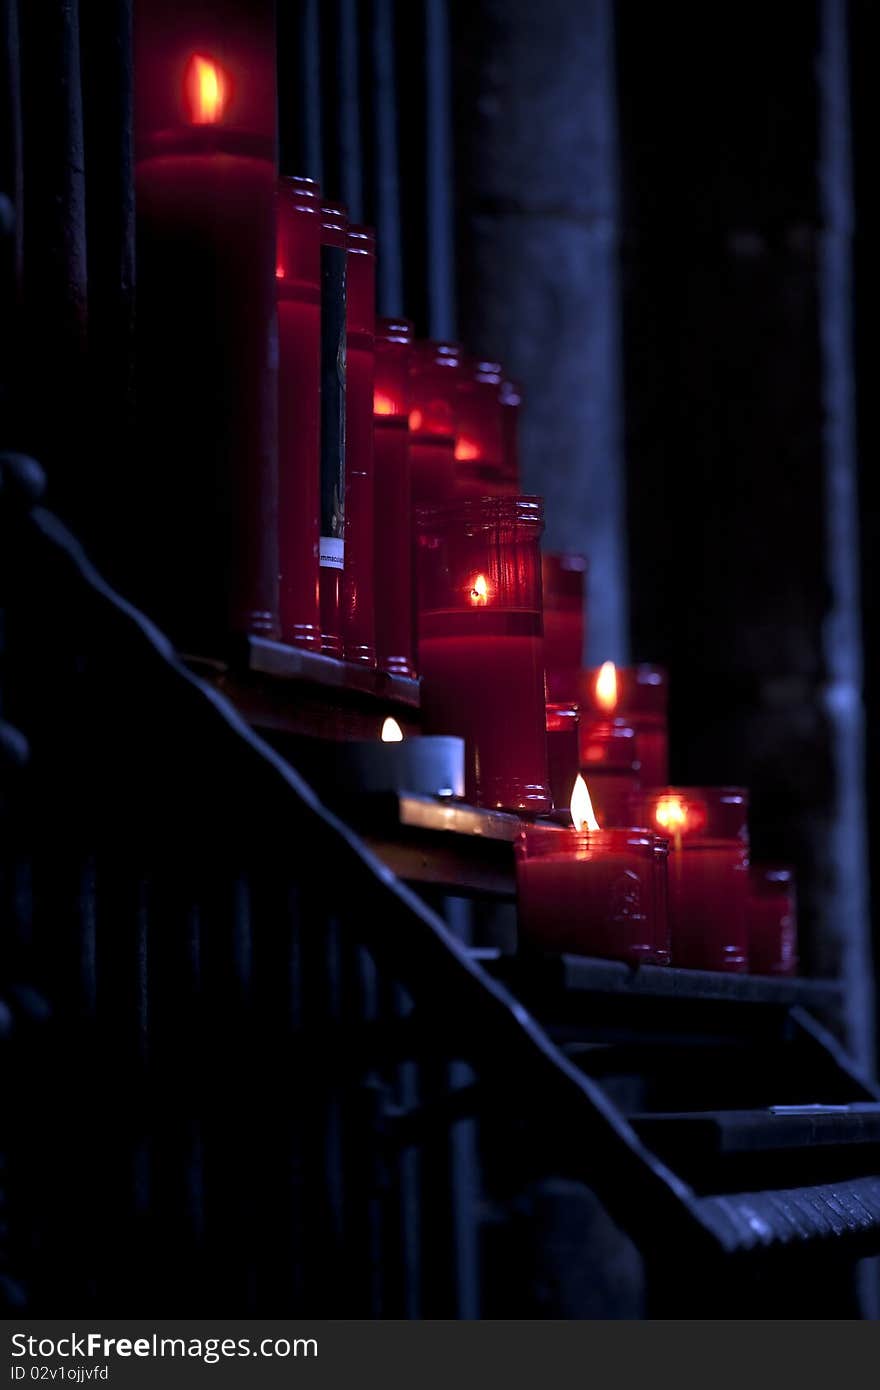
[[452, 0, 629, 663]]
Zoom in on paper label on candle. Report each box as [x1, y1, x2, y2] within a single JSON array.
[[320, 243, 346, 568]]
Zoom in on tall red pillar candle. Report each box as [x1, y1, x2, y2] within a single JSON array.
[[543, 553, 588, 701], [408, 342, 462, 505], [374, 318, 416, 678], [318, 201, 348, 657], [516, 824, 665, 965], [455, 359, 507, 498], [632, 787, 749, 972], [134, 7, 279, 653], [499, 377, 523, 496], [343, 225, 377, 667], [581, 662, 669, 786], [748, 865, 798, 976], [277, 175, 321, 648], [417, 497, 551, 813], [579, 718, 640, 827], [546, 702, 580, 811]]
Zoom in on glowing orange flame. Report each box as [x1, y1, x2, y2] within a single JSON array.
[[380, 717, 404, 742], [570, 774, 601, 832], [408, 408, 424, 431], [595, 660, 618, 713], [275, 262, 285, 280], [454, 438, 480, 462], [184, 53, 231, 126], [654, 795, 687, 833], [469, 574, 489, 606], [374, 392, 396, 417]]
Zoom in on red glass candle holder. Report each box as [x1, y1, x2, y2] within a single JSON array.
[[580, 719, 640, 827], [277, 175, 321, 649], [455, 359, 507, 498], [546, 703, 580, 811], [417, 496, 551, 813], [632, 787, 749, 973], [318, 201, 348, 657], [499, 377, 523, 495], [581, 663, 668, 786], [408, 341, 462, 506], [374, 317, 416, 679], [516, 825, 666, 965], [134, 6, 279, 652], [543, 553, 588, 701], [748, 864, 798, 976], [343, 224, 377, 667]]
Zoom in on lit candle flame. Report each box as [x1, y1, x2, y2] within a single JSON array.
[[469, 573, 489, 605], [374, 392, 396, 417], [381, 716, 404, 742], [454, 438, 480, 461], [595, 660, 618, 713], [654, 795, 687, 832], [408, 408, 424, 431], [570, 774, 600, 832], [184, 53, 232, 125]]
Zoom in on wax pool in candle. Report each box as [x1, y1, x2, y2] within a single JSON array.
[[517, 826, 666, 965], [373, 318, 416, 679], [748, 864, 798, 976], [277, 175, 321, 648], [417, 497, 550, 814], [579, 718, 640, 827], [581, 662, 668, 786], [135, 40, 279, 653], [343, 225, 377, 667], [632, 787, 749, 972]]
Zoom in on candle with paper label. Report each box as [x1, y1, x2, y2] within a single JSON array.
[[581, 662, 668, 786], [543, 554, 587, 701], [134, 5, 279, 652], [408, 342, 462, 505], [748, 864, 798, 976], [318, 201, 348, 657], [632, 787, 749, 972], [417, 497, 551, 813], [342, 225, 377, 667], [373, 318, 416, 678], [516, 776, 666, 964], [277, 175, 321, 648]]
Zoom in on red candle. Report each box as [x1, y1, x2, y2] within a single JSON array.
[[374, 318, 416, 679], [343, 225, 377, 667], [581, 662, 668, 786], [579, 717, 640, 827], [318, 201, 348, 658], [516, 819, 665, 966], [277, 175, 321, 649], [748, 864, 798, 976], [134, 15, 279, 653], [417, 497, 551, 813], [499, 377, 523, 496], [455, 359, 507, 498], [632, 787, 749, 972], [546, 702, 580, 811], [408, 341, 461, 505], [543, 553, 588, 701]]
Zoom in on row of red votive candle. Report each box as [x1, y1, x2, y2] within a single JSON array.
[[278, 177, 523, 677], [517, 789, 798, 976]]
